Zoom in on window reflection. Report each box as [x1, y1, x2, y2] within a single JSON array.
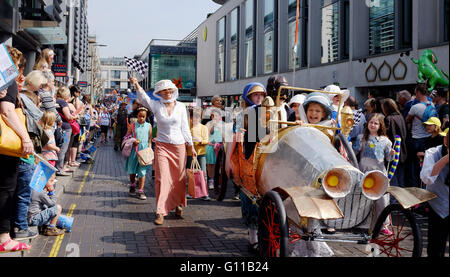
[[244, 0, 255, 78], [288, 0, 300, 70], [150, 54, 196, 89], [217, 17, 225, 83], [369, 0, 395, 55], [264, 0, 276, 74], [230, 8, 239, 81], [321, 1, 339, 64]]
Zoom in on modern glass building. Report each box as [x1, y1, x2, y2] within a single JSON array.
[[140, 39, 197, 97], [196, 0, 449, 105]]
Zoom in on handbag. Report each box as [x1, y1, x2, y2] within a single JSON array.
[[136, 147, 154, 166], [132, 122, 153, 166], [0, 108, 27, 158], [57, 111, 80, 135], [187, 157, 208, 198]]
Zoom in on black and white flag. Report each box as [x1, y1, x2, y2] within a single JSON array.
[[124, 57, 148, 79]]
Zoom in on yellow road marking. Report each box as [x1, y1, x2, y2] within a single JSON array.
[[49, 204, 76, 257], [77, 151, 97, 195]]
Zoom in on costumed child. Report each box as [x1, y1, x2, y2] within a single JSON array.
[[225, 82, 267, 254], [297, 92, 335, 138], [125, 107, 152, 201], [353, 113, 395, 235]]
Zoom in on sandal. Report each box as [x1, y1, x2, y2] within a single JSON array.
[[0, 239, 31, 253], [154, 214, 164, 225], [175, 206, 183, 217]]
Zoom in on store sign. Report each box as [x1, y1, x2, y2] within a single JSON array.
[[78, 81, 87, 87], [52, 63, 67, 77]]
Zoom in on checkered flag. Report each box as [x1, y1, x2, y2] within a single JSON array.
[[124, 57, 148, 80]]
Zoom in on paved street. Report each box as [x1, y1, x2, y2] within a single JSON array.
[[19, 141, 445, 258]]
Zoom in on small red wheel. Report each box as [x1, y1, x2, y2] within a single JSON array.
[[258, 190, 289, 257], [370, 204, 422, 257]]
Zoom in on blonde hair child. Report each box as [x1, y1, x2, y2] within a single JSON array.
[[40, 111, 60, 167]]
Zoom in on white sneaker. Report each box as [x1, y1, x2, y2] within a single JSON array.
[[208, 179, 214, 190]]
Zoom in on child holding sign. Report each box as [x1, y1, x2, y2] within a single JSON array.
[[28, 174, 64, 236]]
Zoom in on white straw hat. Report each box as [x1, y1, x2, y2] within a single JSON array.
[[289, 94, 306, 106], [153, 80, 179, 103], [324, 84, 350, 103]]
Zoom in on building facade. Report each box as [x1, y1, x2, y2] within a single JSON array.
[[100, 57, 129, 95], [197, 0, 449, 104], [0, 0, 89, 86], [87, 35, 102, 103]]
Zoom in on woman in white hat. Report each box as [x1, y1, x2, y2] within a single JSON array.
[[323, 84, 350, 123], [130, 77, 196, 225], [288, 94, 307, 122]]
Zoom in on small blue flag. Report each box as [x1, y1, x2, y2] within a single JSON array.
[[29, 161, 57, 192]]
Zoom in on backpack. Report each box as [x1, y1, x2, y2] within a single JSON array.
[[421, 102, 438, 123]]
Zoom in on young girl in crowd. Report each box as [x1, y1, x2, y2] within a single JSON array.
[[206, 110, 223, 190], [187, 108, 212, 201], [353, 113, 395, 235], [40, 111, 60, 167], [125, 107, 152, 200]]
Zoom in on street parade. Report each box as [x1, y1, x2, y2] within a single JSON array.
[[0, 0, 448, 270]]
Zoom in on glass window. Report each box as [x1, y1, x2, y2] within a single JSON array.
[[444, 0, 449, 42], [111, 70, 121, 79], [288, 0, 300, 70], [217, 17, 226, 83], [110, 81, 120, 89], [264, 0, 277, 74], [321, 1, 340, 63], [230, 8, 239, 81], [343, 0, 350, 58], [369, 0, 395, 55], [244, 0, 255, 77], [150, 54, 196, 89]]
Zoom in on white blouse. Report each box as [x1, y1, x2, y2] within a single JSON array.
[[137, 87, 193, 146]]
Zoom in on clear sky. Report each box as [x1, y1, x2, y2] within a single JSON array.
[[88, 0, 221, 58]]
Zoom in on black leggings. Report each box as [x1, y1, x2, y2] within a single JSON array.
[[0, 155, 19, 234]]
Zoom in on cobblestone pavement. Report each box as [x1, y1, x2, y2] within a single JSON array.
[[20, 141, 447, 258]]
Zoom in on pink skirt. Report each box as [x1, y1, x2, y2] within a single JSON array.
[[154, 141, 187, 216]]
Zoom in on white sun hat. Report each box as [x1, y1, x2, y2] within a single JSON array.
[[153, 80, 179, 103], [289, 94, 307, 106], [323, 84, 350, 104]]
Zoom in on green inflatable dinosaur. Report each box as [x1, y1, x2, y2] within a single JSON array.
[[412, 49, 449, 91]]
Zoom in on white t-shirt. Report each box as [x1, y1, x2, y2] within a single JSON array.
[[408, 102, 432, 139], [99, 112, 110, 126]]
